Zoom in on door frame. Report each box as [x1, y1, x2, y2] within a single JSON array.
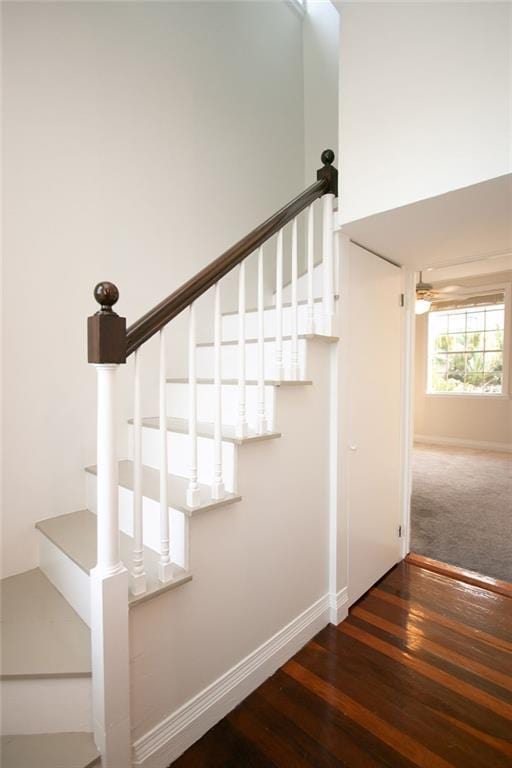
[[399, 268, 417, 559]]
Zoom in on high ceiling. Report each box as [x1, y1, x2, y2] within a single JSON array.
[[341, 174, 512, 273]]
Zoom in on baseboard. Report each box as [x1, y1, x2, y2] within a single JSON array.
[[414, 435, 512, 453], [329, 587, 348, 625], [132, 594, 330, 767]]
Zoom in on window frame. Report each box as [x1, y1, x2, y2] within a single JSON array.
[[425, 282, 511, 399], [286, 0, 306, 18]]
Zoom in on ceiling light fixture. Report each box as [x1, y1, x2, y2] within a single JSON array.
[[415, 298, 431, 315]]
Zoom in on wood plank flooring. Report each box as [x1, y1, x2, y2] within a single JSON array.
[[171, 561, 512, 767]]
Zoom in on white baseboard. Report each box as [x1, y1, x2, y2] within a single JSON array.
[[132, 593, 330, 767], [329, 587, 348, 625], [414, 435, 512, 453]]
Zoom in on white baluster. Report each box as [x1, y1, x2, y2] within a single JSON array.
[[290, 217, 299, 380], [322, 193, 335, 336], [275, 229, 284, 381], [334, 226, 340, 297], [187, 302, 201, 508], [158, 328, 173, 582], [307, 203, 315, 335], [212, 281, 225, 500], [257, 246, 268, 434], [236, 260, 248, 438], [130, 349, 146, 595]]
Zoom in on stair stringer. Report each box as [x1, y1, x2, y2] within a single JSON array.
[[129, 338, 334, 768]]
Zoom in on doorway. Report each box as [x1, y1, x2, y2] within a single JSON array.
[[408, 266, 512, 583]]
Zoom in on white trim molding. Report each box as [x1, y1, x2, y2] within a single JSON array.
[[414, 435, 512, 454], [329, 587, 349, 625], [133, 594, 330, 768]]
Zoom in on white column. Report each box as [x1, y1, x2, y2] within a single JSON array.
[[275, 229, 284, 382], [158, 328, 173, 582], [187, 302, 201, 508], [236, 260, 248, 438], [212, 281, 225, 500], [90, 364, 131, 768], [322, 193, 335, 336], [130, 349, 146, 596], [256, 246, 268, 433], [290, 217, 299, 380], [307, 203, 315, 335]]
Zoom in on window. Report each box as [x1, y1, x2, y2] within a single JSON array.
[[427, 299, 506, 395]]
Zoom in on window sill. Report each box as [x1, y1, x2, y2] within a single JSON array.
[[425, 392, 510, 400]]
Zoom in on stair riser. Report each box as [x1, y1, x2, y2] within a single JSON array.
[[85, 474, 187, 568], [0, 678, 92, 735], [195, 338, 307, 381], [281, 258, 326, 304], [166, 382, 276, 429], [221, 302, 326, 342], [129, 425, 238, 492], [38, 534, 91, 626]]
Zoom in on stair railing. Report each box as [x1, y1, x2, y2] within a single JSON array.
[[86, 150, 337, 766]]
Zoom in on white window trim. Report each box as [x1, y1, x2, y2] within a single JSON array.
[[425, 282, 511, 399]]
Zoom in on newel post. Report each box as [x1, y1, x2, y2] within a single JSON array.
[[317, 149, 338, 336], [88, 282, 131, 767]]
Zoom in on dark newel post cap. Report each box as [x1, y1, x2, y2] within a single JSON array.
[[88, 281, 127, 364], [94, 281, 120, 312], [317, 148, 338, 197]]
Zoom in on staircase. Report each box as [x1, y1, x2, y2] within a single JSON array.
[[0, 152, 339, 767]]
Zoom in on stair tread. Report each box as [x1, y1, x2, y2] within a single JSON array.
[[85, 460, 241, 515], [0, 732, 100, 768], [196, 332, 339, 348], [136, 416, 283, 444], [36, 510, 192, 607], [0, 568, 91, 680]]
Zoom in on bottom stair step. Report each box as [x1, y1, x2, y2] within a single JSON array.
[[0, 568, 91, 680], [0, 732, 100, 768]]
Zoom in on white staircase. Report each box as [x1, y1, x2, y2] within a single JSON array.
[[1, 154, 340, 767]]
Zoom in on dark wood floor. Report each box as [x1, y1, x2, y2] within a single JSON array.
[[172, 561, 512, 767]]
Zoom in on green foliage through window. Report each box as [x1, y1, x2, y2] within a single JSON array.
[[428, 303, 505, 394]]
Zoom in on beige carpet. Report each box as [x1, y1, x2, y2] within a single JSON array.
[[410, 443, 512, 583]]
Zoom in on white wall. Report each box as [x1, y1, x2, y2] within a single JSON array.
[[303, 0, 339, 184], [1, 1, 305, 578], [414, 272, 512, 449], [338, 2, 512, 223], [130, 340, 332, 758]]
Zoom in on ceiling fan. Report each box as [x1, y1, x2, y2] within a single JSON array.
[[415, 272, 480, 314]]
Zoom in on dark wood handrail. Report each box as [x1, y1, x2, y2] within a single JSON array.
[[88, 150, 337, 363]]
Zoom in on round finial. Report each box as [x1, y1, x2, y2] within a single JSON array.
[[93, 281, 119, 311], [321, 149, 335, 166]]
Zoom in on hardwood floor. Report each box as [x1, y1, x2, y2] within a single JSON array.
[[172, 561, 512, 767]]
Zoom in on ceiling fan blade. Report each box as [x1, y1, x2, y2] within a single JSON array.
[[435, 284, 493, 295], [436, 284, 465, 294]]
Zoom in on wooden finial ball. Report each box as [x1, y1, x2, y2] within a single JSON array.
[[321, 149, 335, 166], [94, 281, 119, 311]]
